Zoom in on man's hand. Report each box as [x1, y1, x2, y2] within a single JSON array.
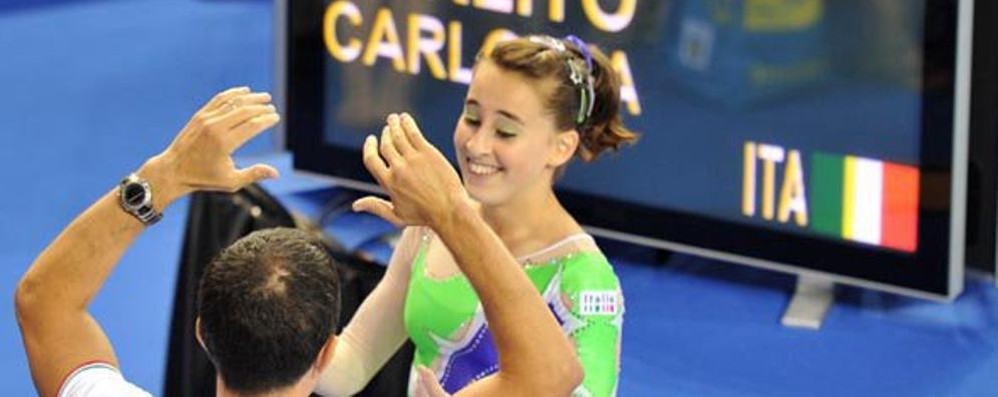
[[353, 112, 471, 227], [414, 366, 452, 397], [140, 86, 280, 210]]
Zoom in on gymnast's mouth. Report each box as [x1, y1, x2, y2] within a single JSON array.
[[465, 158, 503, 176]]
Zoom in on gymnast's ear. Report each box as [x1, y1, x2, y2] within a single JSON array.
[[548, 130, 580, 168]]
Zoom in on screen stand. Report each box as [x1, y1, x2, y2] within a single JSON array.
[[780, 276, 835, 330]]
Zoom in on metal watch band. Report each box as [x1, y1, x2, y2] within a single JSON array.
[[133, 203, 163, 225], [119, 173, 163, 226]]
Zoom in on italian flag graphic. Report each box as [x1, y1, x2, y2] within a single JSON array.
[[809, 153, 919, 252]]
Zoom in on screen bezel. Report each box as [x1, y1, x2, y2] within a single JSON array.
[[278, 0, 971, 299], [965, 0, 998, 284]]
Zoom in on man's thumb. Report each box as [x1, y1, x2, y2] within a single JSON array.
[[235, 164, 279, 186], [352, 196, 404, 226]]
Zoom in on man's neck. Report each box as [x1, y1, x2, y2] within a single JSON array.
[[215, 376, 312, 397]]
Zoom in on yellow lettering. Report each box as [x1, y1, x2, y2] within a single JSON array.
[[757, 144, 785, 220], [516, 0, 532, 16], [474, 0, 514, 13], [582, 0, 637, 32], [777, 150, 809, 226], [324, 4, 639, 104], [611, 51, 641, 116], [459, 0, 564, 21], [361, 8, 405, 72], [407, 14, 447, 79], [448, 22, 473, 84], [548, 0, 565, 22], [743, 142, 757, 216], [323, 1, 363, 63]]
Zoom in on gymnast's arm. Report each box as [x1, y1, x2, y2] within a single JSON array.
[[313, 226, 422, 396]]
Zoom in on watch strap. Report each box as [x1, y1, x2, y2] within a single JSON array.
[[118, 173, 163, 226]]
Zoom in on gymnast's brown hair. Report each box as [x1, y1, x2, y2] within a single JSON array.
[[478, 35, 638, 167]]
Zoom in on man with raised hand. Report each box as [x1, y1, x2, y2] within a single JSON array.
[[14, 87, 346, 397]]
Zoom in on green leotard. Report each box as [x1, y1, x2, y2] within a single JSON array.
[[403, 234, 624, 396]]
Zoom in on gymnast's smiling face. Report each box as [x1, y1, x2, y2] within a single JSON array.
[[453, 60, 577, 207]]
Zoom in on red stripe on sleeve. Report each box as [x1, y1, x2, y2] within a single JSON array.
[[57, 360, 118, 396]]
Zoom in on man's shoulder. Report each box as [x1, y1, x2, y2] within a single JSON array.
[[59, 361, 153, 397]]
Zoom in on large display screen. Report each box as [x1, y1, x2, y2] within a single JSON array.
[[282, 0, 970, 298]]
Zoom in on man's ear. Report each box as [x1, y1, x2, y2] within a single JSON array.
[[548, 130, 580, 168], [314, 335, 338, 373]]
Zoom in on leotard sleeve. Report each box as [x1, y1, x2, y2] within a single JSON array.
[[314, 226, 423, 396]]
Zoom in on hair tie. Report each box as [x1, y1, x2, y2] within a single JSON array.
[[563, 35, 593, 72]]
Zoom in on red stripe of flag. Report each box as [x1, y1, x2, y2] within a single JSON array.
[[880, 163, 919, 252]]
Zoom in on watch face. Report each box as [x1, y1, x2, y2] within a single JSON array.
[[123, 183, 147, 208]]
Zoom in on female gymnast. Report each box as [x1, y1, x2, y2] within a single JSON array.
[[317, 34, 638, 397]]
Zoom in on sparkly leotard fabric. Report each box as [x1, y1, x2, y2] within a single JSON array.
[[403, 234, 624, 396]]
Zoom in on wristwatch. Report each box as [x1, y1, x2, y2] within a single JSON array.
[[118, 173, 163, 225]]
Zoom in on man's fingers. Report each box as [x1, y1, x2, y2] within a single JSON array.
[[203, 86, 250, 113], [416, 366, 449, 397], [401, 113, 431, 150], [208, 104, 277, 132], [235, 92, 273, 106], [228, 112, 281, 151], [387, 113, 415, 155], [379, 125, 403, 166], [203, 92, 273, 119], [362, 135, 390, 186], [352, 196, 404, 226], [233, 164, 280, 189]]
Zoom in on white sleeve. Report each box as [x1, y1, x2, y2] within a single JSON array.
[[58, 362, 152, 397], [313, 227, 421, 396]]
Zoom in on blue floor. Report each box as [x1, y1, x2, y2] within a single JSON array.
[[614, 250, 998, 396], [2, 1, 998, 396]]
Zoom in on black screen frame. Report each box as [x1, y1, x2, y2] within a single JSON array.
[[966, 0, 998, 282], [280, 0, 971, 299]]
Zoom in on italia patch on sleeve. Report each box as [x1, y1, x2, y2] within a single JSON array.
[[579, 290, 619, 315]]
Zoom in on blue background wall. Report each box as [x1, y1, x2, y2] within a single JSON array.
[[2, 1, 998, 396], [0, 0, 275, 393]]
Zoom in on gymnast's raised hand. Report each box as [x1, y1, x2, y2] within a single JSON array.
[[352, 112, 471, 227]]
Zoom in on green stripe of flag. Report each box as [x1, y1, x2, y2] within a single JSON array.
[[810, 152, 844, 236]]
